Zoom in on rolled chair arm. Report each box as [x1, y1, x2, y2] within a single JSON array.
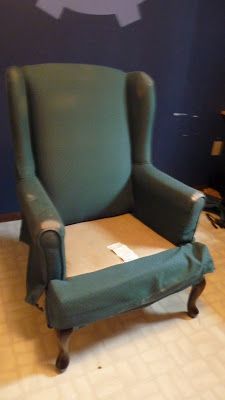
[[17, 176, 66, 304], [17, 176, 65, 243], [132, 164, 205, 245]]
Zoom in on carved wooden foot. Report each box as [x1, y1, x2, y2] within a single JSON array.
[[55, 328, 74, 372], [187, 277, 206, 318]]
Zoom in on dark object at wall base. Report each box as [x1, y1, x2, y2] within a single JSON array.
[[204, 195, 225, 228], [210, 171, 225, 199], [0, 212, 21, 222]]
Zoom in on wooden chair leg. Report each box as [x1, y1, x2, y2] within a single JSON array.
[[187, 277, 206, 318], [55, 328, 74, 372]]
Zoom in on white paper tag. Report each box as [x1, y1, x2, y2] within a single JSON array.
[[107, 242, 139, 262]]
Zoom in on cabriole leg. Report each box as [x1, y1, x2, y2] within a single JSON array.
[[187, 277, 206, 318], [55, 328, 74, 372]]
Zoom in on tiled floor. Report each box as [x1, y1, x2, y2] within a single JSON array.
[[0, 213, 225, 400]]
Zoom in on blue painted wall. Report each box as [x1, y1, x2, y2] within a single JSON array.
[[0, 0, 225, 213]]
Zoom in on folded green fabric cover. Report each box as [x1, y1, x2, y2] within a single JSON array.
[[46, 242, 214, 330]]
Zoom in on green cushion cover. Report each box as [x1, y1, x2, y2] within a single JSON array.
[[46, 242, 214, 330]]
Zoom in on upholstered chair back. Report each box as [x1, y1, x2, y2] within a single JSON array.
[[10, 64, 134, 224]]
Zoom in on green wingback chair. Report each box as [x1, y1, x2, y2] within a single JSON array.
[[6, 64, 214, 372]]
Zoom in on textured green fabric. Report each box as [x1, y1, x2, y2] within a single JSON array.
[[22, 64, 133, 225], [133, 164, 205, 245], [17, 176, 66, 304], [126, 72, 156, 163], [6, 63, 213, 316], [46, 242, 214, 330], [17, 176, 64, 243], [6, 67, 35, 179], [125, 71, 205, 245]]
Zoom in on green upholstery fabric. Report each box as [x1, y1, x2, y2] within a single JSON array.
[[133, 164, 205, 245], [126, 71, 156, 163], [6, 63, 214, 323], [22, 64, 133, 225], [46, 242, 214, 330], [125, 70, 205, 245], [16, 176, 65, 304]]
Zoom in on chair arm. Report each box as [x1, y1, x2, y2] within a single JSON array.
[[17, 177, 66, 304], [17, 176, 65, 244], [132, 164, 205, 245]]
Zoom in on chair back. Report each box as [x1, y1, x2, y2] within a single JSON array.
[[8, 64, 134, 224]]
